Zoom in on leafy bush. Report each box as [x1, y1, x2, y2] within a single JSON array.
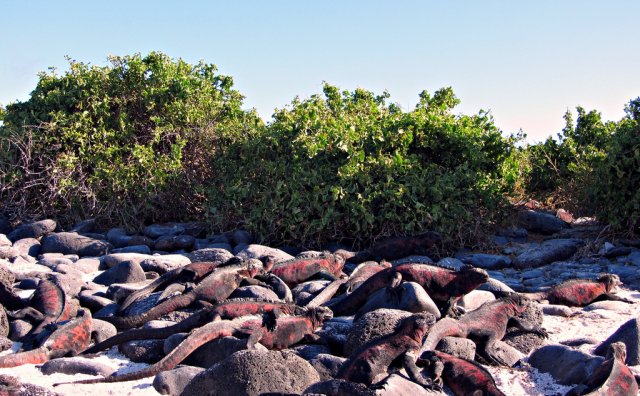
[[591, 98, 640, 234], [521, 107, 615, 213], [208, 84, 518, 248], [0, 52, 260, 227]]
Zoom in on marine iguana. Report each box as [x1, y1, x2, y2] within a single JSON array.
[[566, 342, 638, 396], [420, 294, 547, 366], [117, 260, 227, 313], [102, 260, 265, 329], [347, 232, 442, 263], [336, 312, 436, 385], [406, 350, 507, 396], [0, 309, 92, 368], [523, 274, 633, 307], [8, 279, 72, 342], [338, 260, 392, 294], [81, 298, 307, 354], [267, 252, 346, 287], [55, 306, 333, 385], [329, 263, 489, 317]]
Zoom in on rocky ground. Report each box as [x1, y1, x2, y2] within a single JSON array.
[[0, 209, 639, 395]]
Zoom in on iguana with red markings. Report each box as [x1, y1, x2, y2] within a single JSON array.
[[347, 232, 442, 263], [267, 252, 346, 287], [329, 263, 489, 317], [523, 274, 633, 307], [338, 260, 392, 294], [8, 279, 72, 341], [566, 342, 638, 396], [81, 298, 307, 354], [419, 294, 547, 366], [335, 312, 436, 385], [0, 309, 92, 368], [103, 260, 265, 329], [407, 350, 506, 396], [55, 306, 333, 385], [118, 259, 236, 313]]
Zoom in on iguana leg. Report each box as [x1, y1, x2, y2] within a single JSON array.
[[8, 307, 45, 322], [402, 352, 442, 391], [594, 293, 634, 304], [508, 317, 548, 338]]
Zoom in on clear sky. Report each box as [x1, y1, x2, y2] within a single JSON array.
[[1, 1, 639, 142]]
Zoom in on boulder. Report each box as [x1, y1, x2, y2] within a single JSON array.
[[435, 337, 476, 360], [184, 248, 234, 263], [514, 239, 583, 269], [154, 235, 195, 252], [594, 317, 640, 365], [93, 260, 146, 286], [144, 224, 186, 239], [344, 309, 412, 357], [518, 210, 569, 234], [12, 238, 41, 257], [529, 344, 603, 385], [153, 365, 205, 395], [355, 282, 440, 320], [8, 219, 56, 242], [457, 253, 512, 270], [228, 285, 280, 301], [40, 357, 115, 376], [41, 232, 112, 257], [119, 339, 166, 363], [180, 350, 320, 396], [235, 244, 294, 262]]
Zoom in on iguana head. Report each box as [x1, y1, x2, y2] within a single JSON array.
[[597, 273, 622, 293], [307, 306, 333, 327], [607, 342, 627, 362], [459, 265, 490, 288], [504, 292, 531, 314]]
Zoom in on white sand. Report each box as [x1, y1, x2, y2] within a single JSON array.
[[1, 290, 639, 395]]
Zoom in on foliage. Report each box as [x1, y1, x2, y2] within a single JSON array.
[[591, 98, 640, 234], [0, 52, 260, 227], [520, 107, 614, 213], [208, 84, 518, 248]]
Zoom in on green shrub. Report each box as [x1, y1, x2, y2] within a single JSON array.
[[0, 52, 260, 227], [521, 107, 614, 213], [592, 98, 640, 234], [208, 84, 518, 248]]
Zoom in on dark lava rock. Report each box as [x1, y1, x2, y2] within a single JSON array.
[[41, 232, 112, 257], [518, 210, 570, 235], [144, 224, 186, 239], [164, 334, 266, 368], [153, 365, 205, 395], [344, 309, 412, 357], [292, 344, 332, 360], [435, 337, 476, 360], [0, 336, 12, 352], [112, 245, 152, 255], [308, 353, 347, 381], [70, 219, 96, 234], [229, 285, 280, 301], [315, 317, 353, 356], [180, 350, 320, 396], [119, 339, 166, 363], [528, 344, 603, 385], [514, 239, 583, 269], [457, 253, 512, 270], [93, 260, 146, 286], [8, 219, 56, 242], [594, 317, 640, 365], [9, 319, 32, 341], [0, 262, 15, 289], [232, 230, 253, 245], [0, 374, 60, 396], [184, 248, 234, 263], [0, 306, 8, 338], [355, 282, 440, 320], [0, 216, 11, 235], [303, 379, 375, 396], [12, 238, 42, 257], [503, 302, 545, 354], [40, 357, 115, 376], [154, 234, 195, 252], [90, 319, 118, 343]]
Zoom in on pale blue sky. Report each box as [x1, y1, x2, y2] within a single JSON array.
[[1, 1, 638, 142]]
